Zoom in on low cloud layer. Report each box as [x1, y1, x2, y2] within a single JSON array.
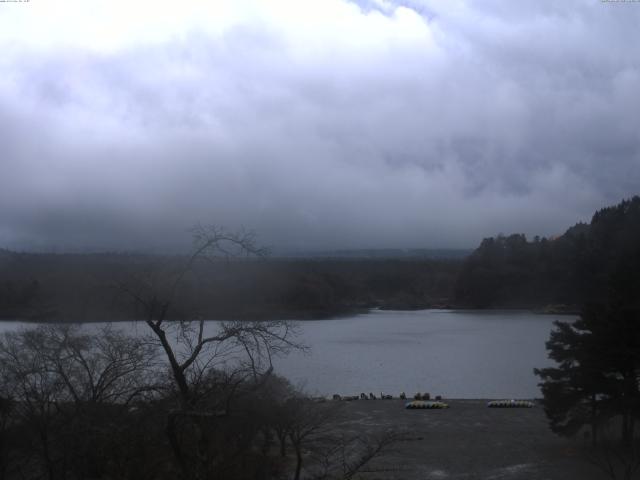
[[1, 0, 639, 252]]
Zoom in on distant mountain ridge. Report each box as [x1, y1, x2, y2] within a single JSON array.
[[272, 248, 472, 260]]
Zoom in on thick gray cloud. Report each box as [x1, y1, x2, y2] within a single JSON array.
[[0, 0, 639, 252]]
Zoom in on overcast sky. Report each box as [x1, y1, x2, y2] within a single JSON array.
[[1, 0, 639, 252]]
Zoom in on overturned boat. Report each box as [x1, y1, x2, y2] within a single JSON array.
[[487, 400, 534, 408], [405, 400, 449, 409]]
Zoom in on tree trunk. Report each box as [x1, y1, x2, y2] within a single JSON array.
[[195, 421, 211, 480], [622, 411, 632, 447], [277, 430, 287, 457], [294, 444, 303, 480], [261, 428, 273, 456], [147, 322, 191, 408], [166, 413, 187, 475], [591, 394, 598, 446]]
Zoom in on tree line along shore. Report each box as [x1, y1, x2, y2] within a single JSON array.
[[1, 196, 639, 322]]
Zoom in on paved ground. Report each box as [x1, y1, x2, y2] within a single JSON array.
[[329, 399, 604, 480]]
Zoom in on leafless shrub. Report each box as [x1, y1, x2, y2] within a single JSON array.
[[0, 324, 160, 480]]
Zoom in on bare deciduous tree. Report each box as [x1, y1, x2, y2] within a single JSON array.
[[270, 395, 403, 480], [0, 324, 159, 480], [116, 225, 302, 479]]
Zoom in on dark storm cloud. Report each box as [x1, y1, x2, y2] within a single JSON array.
[[0, 1, 639, 252]]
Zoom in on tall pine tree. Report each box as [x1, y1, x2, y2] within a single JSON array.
[[536, 303, 640, 445]]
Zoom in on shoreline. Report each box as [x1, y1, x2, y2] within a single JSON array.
[[0, 305, 577, 323]]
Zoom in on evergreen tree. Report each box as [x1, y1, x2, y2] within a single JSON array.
[[535, 303, 640, 445], [456, 196, 640, 309]]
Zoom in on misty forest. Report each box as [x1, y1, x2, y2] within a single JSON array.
[[2, 1, 640, 480]]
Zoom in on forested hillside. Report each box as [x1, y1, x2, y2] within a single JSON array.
[[455, 196, 640, 309], [0, 251, 460, 321]]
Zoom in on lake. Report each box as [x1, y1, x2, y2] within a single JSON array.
[[272, 309, 563, 399], [0, 309, 567, 399]]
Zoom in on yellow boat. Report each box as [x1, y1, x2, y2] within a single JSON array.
[[405, 400, 449, 409]]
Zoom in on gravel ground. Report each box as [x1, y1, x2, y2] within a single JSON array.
[[328, 399, 602, 480]]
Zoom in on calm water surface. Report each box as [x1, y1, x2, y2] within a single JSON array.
[[272, 309, 564, 399], [0, 310, 568, 399]]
